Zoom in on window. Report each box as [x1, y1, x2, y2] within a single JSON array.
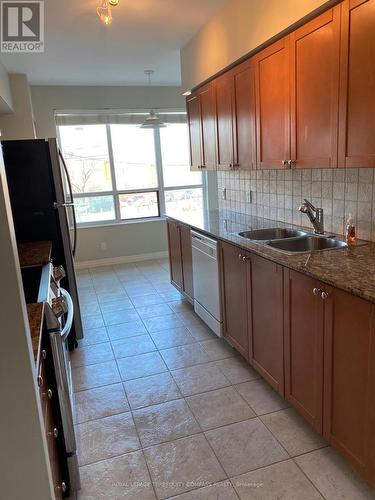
[[58, 119, 204, 225]]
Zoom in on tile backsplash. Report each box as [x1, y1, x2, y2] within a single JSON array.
[[217, 168, 375, 241]]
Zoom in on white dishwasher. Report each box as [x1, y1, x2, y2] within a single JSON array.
[[191, 230, 223, 337]]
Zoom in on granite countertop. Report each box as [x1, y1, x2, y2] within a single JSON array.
[[27, 302, 44, 364], [166, 209, 375, 304], [18, 241, 52, 268]]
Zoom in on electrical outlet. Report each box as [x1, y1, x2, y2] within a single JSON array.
[[222, 188, 227, 200], [100, 241, 107, 251]]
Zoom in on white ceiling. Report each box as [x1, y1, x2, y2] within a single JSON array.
[[0, 0, 226, 86]]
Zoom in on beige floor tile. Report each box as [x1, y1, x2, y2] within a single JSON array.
[[205, 419, 288, 477], [150, 327, 195, 350], [71, 342, 114, 368], [168, 481, 238, 500], [106, 320, 147, 340], [76, 412, 140, 465], [184, 321, 217, 342], [295, 447, 375, 500], [124, 372, 181, 410], [143, 314, 184, 333], [99, 297, 134, 312], [144, 434, 226, 499], [167, 299, 194, 314], [231, 459, 323, 499], [235, 379, 290, 416], [261, 408, 327, 456], [72, 361, 120, 392], [136, 303, 173, 319], [117, 351, 167, 381], [78, 450, 155, 500], [215, 357, 260, 384], [160, 343, 210, 370], [133, 399, 200, 447], [74, 383, 130, 424], [199, 338, 236, 361], [79, 327, 109, 347], [131, 293, 165, 307], [171, 362, 231, 396], [102, 308, 140, 326], [82, 314, 104, 331], [186, 386, 255, 430], [111, 334, 156, 359]]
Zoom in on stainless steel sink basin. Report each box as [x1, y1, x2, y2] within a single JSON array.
[[266, 236, 348, 254], [238, 228, 307, 240]]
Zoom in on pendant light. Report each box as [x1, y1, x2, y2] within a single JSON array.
[[141, 70, 166, 129], [97, 0, 119, 26]]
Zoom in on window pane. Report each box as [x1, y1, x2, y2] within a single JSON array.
[[111, 125, 158, 190], [59, 125, 112, 193], [74, 196, 115, 223], [165, 188, 203, 223], [160, 124, 202, 187], [119, 192, 159, 220]]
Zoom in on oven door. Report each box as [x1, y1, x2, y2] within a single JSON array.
[[49, 288, 80, 493]]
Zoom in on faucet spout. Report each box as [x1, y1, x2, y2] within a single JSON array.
[[298, 198, 324, 234]]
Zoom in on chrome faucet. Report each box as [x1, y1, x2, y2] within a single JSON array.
[[298, 198, 324, 234]]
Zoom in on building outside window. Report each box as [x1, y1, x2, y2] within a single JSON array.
[[57, 113, 204, 225]]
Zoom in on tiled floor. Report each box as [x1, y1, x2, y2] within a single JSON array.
[[71, 259, 374, 500]]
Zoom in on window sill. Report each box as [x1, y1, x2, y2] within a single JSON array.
[[77, 216, 167, 230]]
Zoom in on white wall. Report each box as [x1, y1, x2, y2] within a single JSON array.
[[30, 85, 186, 263], [0, 152, 54, 500], [0, 60, 13, 113], [0, 74, 36, 139], [181, 0, 334, 91]]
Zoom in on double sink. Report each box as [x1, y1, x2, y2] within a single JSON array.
[[238, 228, 348, 254]]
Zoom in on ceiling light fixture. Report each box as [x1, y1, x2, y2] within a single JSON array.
[[141, 70, 167, 129], [97, 0, 119, 26]]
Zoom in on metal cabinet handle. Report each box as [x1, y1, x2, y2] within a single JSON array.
[[312, 288, 321, 296], [321, 291, 329, 300], [47, 389, 53, 399], [37, 375, 43, 387], [201, 164, 207, 169], [288, 160, 296, 168], [282, 160, 288, 167], [238, 253, 243, 261], [42, 350, 47, 360]]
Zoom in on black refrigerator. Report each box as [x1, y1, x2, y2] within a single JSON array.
[[2, 138, 83, 345]]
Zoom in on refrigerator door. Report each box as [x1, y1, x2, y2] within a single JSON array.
[[49, 138, 84, 341]]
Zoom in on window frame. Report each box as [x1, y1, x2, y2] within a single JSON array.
[[57, 122, 206, 227]]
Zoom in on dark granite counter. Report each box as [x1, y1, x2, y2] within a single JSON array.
[[18, 241, 52, 268], [166, 209, 375, 304], [27, 302, 44, 364]]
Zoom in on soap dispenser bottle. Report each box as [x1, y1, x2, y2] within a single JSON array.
[[345, 213, 356, 243]]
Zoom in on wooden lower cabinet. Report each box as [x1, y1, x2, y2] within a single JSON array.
[[220, 241, 249, 359], [249, 254, 284, 394], [167, 219, 194, 302], [323, 285, 375, 484], [284, 269, 324, 433]]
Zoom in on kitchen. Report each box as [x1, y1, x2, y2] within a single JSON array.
[[1, 0, 375, 499]]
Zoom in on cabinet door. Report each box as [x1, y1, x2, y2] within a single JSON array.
[[255, 37, 290, 169], [220, 242, 249, 359], [290, 7, 340, 168], [167, 220, 183, 291], [216, 73, 236, 170], [284, 270, 324, 432], [186, 94, 202, 171], [180, 224, 193, 301], [338, 0, 375, 167], [199, 84, 217, 170], [234, 61, 256, 169], [249, 254, 284, 394], [324, 286, 375, 482]]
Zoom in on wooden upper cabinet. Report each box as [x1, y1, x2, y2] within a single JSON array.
[[284, 270, 324, 433], [199, 84, 217, 170], [167, 220, 183, 290], [186, 94, 202, 171], [290, 7, 340, 168], [215, 73, 237, 170], [233, 61, 256, 169], [255, 37, 290, 169], [249, 254, 284, 394], [220, 241, 249, 359], [180, 224, 194, 301], [323, 286, 375, 482], [338, 0, 375, 167]]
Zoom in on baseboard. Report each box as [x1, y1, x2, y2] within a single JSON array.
[[75, 251, 169, 269]]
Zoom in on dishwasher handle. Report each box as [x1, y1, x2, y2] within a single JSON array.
[[191, 231, 218, 259]]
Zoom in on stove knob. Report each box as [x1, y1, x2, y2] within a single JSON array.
[[51, 296, 68, 318], [53, 265, 66, 282]]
